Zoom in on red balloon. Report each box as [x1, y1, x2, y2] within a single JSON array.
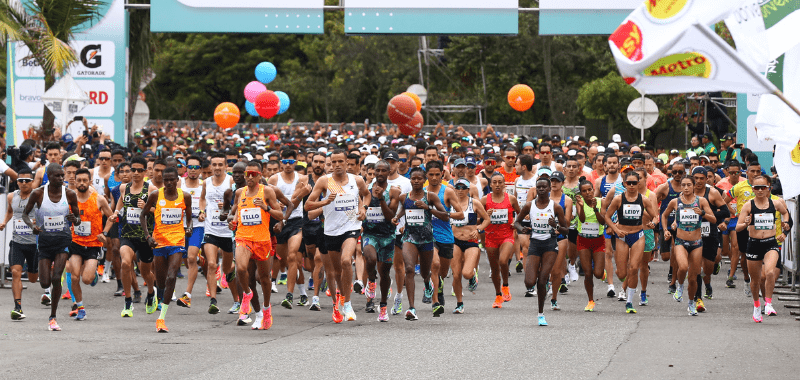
[[255, 90, 280, 119], [387, 95, 416, 126], [399, 112, 423, 136]]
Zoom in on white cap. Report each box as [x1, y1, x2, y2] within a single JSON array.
[[359, 146, 369, 152], [670, 157, 684, 165], [567, 149, 577, 156], [371, 144, 379, 151], [364, 155, 379, 165], [355, 138, 367, 144], [612, 134, 621, 143], [608, 142, 619, 150], [597, 146, 606, 153], [686, 151, 697, 158], [330, 130, 339, 136], [318, 147, 328, 154], [378, 136, 387, 144], [368, 131, 376, 137], [434, 140, 443, 146], [232, 134, 241, 140], [242, 153, 253, 161], [493, 146, 500, 154]]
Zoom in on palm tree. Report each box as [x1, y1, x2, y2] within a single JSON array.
[[126, 0, 157, 143], [0, 0, 105, 137]]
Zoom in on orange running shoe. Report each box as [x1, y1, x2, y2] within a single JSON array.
[[502, 286, 512, 302], [337, 293, 344, 310], [206, 286, 211, 297], [62, 290, 71, 300], [492, 295, 503, 308], [332, 304, 344, 323], [262, 307, 273, 330], [98, 264, 104, 276], [156, 318, 169, 333]]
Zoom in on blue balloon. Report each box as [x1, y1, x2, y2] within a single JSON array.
[[255, 62, 277, 84], [245, 101, 259, 117], [275, 91, 290, 115]]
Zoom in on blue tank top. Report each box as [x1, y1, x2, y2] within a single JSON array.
[[660, 180, 680, 225], [600, 175, 614, 197], [428, 185, 454, 244], [107, 172, 122, 192]]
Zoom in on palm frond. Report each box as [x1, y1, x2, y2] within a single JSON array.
[[33, 0, 106, 40], [0, 0, 30, 44], [38, 15, 77, 76]]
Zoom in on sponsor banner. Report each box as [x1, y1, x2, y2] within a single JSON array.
[[151, 0, 324, 33], [14, 41, 115, 79], [14, 79, 114, 118], [344, 1, 517, 34], [726, 0, 800, 71], [539, 0, 641, 35]]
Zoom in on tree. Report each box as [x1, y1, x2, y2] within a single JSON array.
[[126, 0, 156, 142], [576, 72, 641, 139], [0, 0, 104, 136]]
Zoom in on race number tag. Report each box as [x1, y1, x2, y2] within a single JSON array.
[[516, 186, 530, 205], [127, 207, 142, 225], [160, 208, 182, 225], [754, 213, 774, 230], [450, 213, 468, 227], [209, 209, 226, 227], [191, 195, 201, 218], [531, 212, 552, 234], [582, 222, 600, 237], [240, 207, 262, 226], [701, 221, 711, 237], [366, 207, 384, 223], [44, 216, 65, 232], [74, 221, 92, 237], [491, 208, 508, 224], [14, 219, 32, 235], [405, 209, 425, 226], [679, 209, 699, 225], [505, 184, 515, 196], [622, 204, 642, 220], [334, 194, 358, 212]]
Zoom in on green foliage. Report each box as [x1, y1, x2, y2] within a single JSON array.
[[576, 72, 640, 122]]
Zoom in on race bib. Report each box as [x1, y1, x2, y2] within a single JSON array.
[[241, 207, 263, 226], [366, 207, 385, 223], [754, 213, 774, 230], [405, 209, 425, 226], [531, 212, 552, 234], [74, 221, 92, 237], [191, 195, 201, 217], [334, 194, 358, 212], [14, 219, 32, 235], [450, 213, 468, 227], [582, 222, 600, 237], [516, 187, 530, 205], [44, 216, 65, 232], [491, 208, 509, 224], [505, 184, 515, 196], [731, 203, 738, 215], [622, 204, 642, 220], [679, 209, 699, 225], [701, 221, 711, 237], [209, 209, 226, 227], [127, 207, 142, 225], [160, 208, 182, 225]]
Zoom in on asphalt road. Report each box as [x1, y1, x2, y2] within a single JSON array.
[[2, 257, 798, 379]]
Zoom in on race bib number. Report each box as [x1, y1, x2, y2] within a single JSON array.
[[754, 213, 774, 230], [505, 184, 515, 196], [14, 219, 32, 235], [209, 209, 226, 227], [160, 208, 182, 225], [582, 222, 600, 237], [191, 195, 201, 218], [491, 208, 508, 224], [74, 221, 92, 237], [405, 209, 425, 226], [127, 207, 142, 225], [531, 212, 552, 234], [622, 204, 642, 220], [240, 207, 263, 226], [516, 187, 530, 205], [334, 194, 358, 212], [731, 203, 738, 215], [679, 209, 699, 225], [366, 207, 384, 223], [450, 213, 468, 227], [44, 216, 65, 232], [701, 221, 710, 237]]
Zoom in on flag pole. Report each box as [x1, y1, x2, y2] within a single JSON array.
[[773, 90, 800, 119]]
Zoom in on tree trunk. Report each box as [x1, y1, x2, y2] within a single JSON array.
[[42, 74, 56, 139], [542, 37, 557, 125]]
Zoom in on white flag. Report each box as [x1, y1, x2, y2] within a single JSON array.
[[620, 23, 776, 95], [725, 0, 800, 72]]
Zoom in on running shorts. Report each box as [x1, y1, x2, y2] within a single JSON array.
[[9, 241, 38, 273], [576, 236, 605, 254], [276, 218, 303, 244], [737, 229, 749, 254], [675, 237, 702, 252], [186, 226, 205, 249], [746, 236, 780, 261], [153, 246, 188, 259], [528, 236, 558, 257], [203, 234, 233, 253], [644, 229, 655, 252], [362, 233, 395, 264], [485, 230, 514, 249], [236, 238, 273, 261], [434, 241, 454, 260], [701, 236, 718, 262], [568, 228, 578, 244], [120, 237, 154, 263], [37, 235, 71, 261], [68, 243, 102, 261], [395, 234, 403, 249], [454, 238, 479, 252], [325, 230, 360, 253], [402, 241, 434, 252], [722, 218, 736, 236], [620, 230, 644, 247]]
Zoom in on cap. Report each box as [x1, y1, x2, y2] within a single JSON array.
[[550, 171, 565, 182], [686, 151, 697, 158], [658, 153, 669, 162], [612, 134, 622, 143], [608, 142, 620, 150], [434, 140, 443, 146], [537, 167, 553, 178], [453, 158, 466, 167], [692, 166, 708, 176], [359, 146, 369, 152], [364, 155, 379, 165], [670, 149, 680, 155], [522, 141, 534, 148], [597, 146, 606, 153], [620, 164, 635, 173], [702, 132, 713, 140], [465, 156, 478, 167], [589, 136, 598, 142], [65, 154, 85, 162], [455, 178, 471, 189], [699, 155, 709, 161], [631, 153, 645, 162], [383, 151, 400, 161], [655, 158, 664, 164], [567, 149, 577, 156]]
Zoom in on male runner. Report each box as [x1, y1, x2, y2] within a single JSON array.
[[92, 149, 114, 196], [176, 155, 205, 308], [1, 168, 38, 320], [382, 151, 412, 315], [514, 155, 537, 273], [426, 160, 464, 314], [717, 160, 745, 288], [33, 143, 62, 187], [304, 153, 328, 310]]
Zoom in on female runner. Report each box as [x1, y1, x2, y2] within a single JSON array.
[[450, 179, 490, 314], [482, 173, 521, 309], [575, 177, 606, 312]]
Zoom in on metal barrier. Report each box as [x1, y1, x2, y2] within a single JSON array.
[[0, 180, 8, 287], [777, 197, 799, 320]]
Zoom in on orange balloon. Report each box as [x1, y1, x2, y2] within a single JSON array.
[[402, 92, 422, 112], [508, 84, 535, 112], [214, 102, 240, 130]]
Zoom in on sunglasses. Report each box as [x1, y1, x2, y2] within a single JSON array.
[[16, 178, 33, 183], [753, 185, 769, 190], [710, 160, 719, 163], [505, 156, 517, 160], [281, 159, 297, 165], [187, 165, 201, 170], [245, 171, 260, 178], [97, 157, 110, 161], [131, 168, 146, 173], [467, 164, 476, 169], [626, 181, 639, 186], [484, 160, 496, 165], [399, 158, 408, 163], [672, 170, 684, 175], [455, 185, 469, 190], [226, 159, 239, 166], [540, 151, 551, 155]]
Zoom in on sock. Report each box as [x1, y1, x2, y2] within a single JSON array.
[[396, 292, 403, 299], [146, 292, 154, 302], [125, 297, 133, 309], [298, 284, 307, 296], [116, 279, 123, 288], [457, 302, 464, 307], [627, 288, 635, 302], [754, 300, 760, 308], [184, 292, 192, 299], [210, 297, 217, 305], [641, 291, 647, 299], [76, 301, 84, 309], [14, 299, 21, 311], [502, 283, 508, 288], [765, 297, 772, 304], [45, 287, 51, 295], [695, 275, 703, 300], [159, 303, 169, 319], [538, 313, 544, 317], [65, 274, 73, 297], [380, 302, 387, 308]]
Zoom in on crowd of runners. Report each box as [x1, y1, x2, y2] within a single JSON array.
[[2, 123, 793, 332]]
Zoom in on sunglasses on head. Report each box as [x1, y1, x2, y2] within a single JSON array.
[[187, 165, 201, 170], [626, 181, 638, 186], [16, 178, 32, 183], [131, 168, 145, 173], [753, 185, 769, 190], [245, 171, 260, 178]]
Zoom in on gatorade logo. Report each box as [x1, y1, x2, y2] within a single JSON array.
[[644, 52, 713, 78], [645, 0, 692, 23], [609, 20, 644, 62]]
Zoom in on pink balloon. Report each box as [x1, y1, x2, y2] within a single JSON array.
[[244, 81, 267, 103]]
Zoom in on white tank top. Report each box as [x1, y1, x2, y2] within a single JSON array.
[[323, 173, 362, 236], [181, 177, 203, 228], [92, 167, 111, 194], [469, 176, 483, 199], [276, 172, 303, 220], [204, 175, 232, 237], [529, 199, 556, 241], [535, 161, 557, 180], [515, 175, 536, 206]]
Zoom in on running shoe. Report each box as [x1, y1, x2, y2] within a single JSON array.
[[48, 318, 61, 331], [70, 304, 79, 317], [618, 289, 627, 302], [753, 307, 762, 323], [353, 280, 364, 295], [546, 282, 552, 297], [607, 285, 616, 298], [343, 302, 357, 321], [177, 270, 185, 279], [673, 285, 683, 302], [525, 287, 535, 297], [11, 309, 26, 320], [75, 308, 86, 321], [559, 278, 568, 293], [405, 308, 418, 321], [492, 295, 503, 309], [639, 293, 649, 306], [467, 271, 479, 293], [337, 293, 344, 310], [365, 299, 375, 313], [271, 281, 278, 294], [744, 282, 752, 297], [602, 269, 608, 283], [437, 280, 445, 307], [91, 272, 99, 287], [378, 306, 389, 322], [687, 301, 698, 316], [155, 318, 169, 333], [668, 283, 677, 294], [145, 295, 159, 314], [205, 287, 211, 297], [713, 262, 721, 275], [422, 280, 433, 304], [309, 296, 321, 311], [121, 306, 134, 318], [113, 287, 124, 297], [764, 303, 777, 316], [453, 304, 464, 314], [102, 272, 111, 283], [625, 302, 637, 314], [550, 300, 560, 311], [415, 264, 420, 275], [133, 291, 142, 304], [62, 290, 71, 300], [538, 315, 548, 326], [696, 298, 706, 313], [332, 303, 344, 323], [177, 294, 192, 308], [568, 264, 579, 282], [281, 293, 294, 309], [297, 295, 309, 306], [391, 293, 403, 315], [259, 307, 273, 330], [584, 300, 595, 312], [308, 278, 314, 290], [725, 278, 736, 288], [237, 314, 252, 326], [240, 292, 254, 315], [365, 281, 376, 299], [228, 302, 241, 314], [432, 302, 444, 317], [515, 260, 523, 273], [209, 301, 220, 315], [321, 279, 329, 295], [220, 272, 229, 290], [705, 284, 714, 299], [277, 271, 288, 285], [502, 286, 512, 302]]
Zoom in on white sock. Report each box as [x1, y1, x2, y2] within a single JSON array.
[[538, 313, 544, 317], [298, 284, 307, 296], [184, 292, 191, 299], [627, 288, 635, 302], [396, 292, 403, 299], [45, 287, 51, 295]]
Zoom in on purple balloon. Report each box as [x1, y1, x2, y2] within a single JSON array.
[[244, 81, 267, 103]]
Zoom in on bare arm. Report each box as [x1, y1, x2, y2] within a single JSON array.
[[0, 193, 14, 230], [446, 188, 464, 221], [428, 192, 449, 222]]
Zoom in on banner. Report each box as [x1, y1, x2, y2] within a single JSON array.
[[344, 0, 517, 34], [726, 0, 800, 71], [539, 0, 640, 35], [151, 0, 324, 33]]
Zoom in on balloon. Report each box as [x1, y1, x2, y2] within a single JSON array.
[[387, 94, 417, 126], [399, 112, 423, 136], [401, 92, 422, 112], [275, 91, 290, 115], [244, 101, 259, 117], [507, 84, 535, 112], [244, 81, 267, 103], [255, 62, 277, 84], [254, 90, 280, 119], [214, 102, 240, 130]]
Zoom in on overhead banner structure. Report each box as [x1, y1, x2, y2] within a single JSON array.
[[151, 0, 325, 33], [6, 0, 127, 145], [344, 0, 518, 34], [539, 0, 640, 35]]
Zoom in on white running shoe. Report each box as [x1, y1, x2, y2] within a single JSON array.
[[618, 289, 627, 302], [343, 302, 357, 321], [568, 264, 579, 283], [251, 313, 264, 330], [391, 293, 403, 315], [271, 281, 279, 294], [101, 272, 110, 283], [764, 303, 777, 316]]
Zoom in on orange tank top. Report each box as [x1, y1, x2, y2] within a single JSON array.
[[499, 165, 519, 195], [237, 185, 271, 241], [72, 192, 103, 247], [154, 188, 187, 247]]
